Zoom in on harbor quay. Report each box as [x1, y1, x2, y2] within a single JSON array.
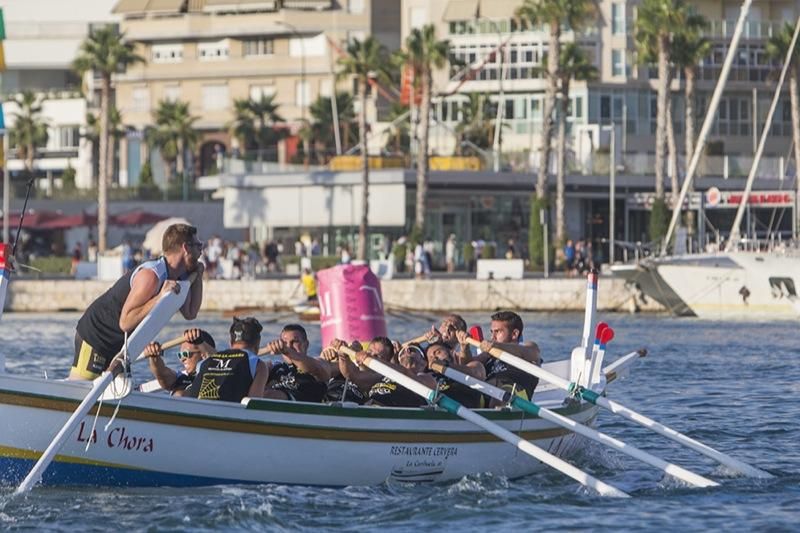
[[4, 277, 662, 314]]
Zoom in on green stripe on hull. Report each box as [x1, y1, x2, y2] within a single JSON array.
[[0, 389, 595, 444]]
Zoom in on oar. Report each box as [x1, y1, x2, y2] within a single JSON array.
[[430, 361, 718, 488], [465, 338, 773, 479], [339, 347, 629, 497], [15, 278, 195, 494]]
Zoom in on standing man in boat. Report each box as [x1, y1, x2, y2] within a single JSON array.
[[477, 311, 540, 404], [263, 324, 331, 402], [186, 317, 269, 402], [69, 223, 205, 380], [142, 328, 217, 396]]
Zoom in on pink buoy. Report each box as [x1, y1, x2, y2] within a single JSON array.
[[317, 264, 388, 347]]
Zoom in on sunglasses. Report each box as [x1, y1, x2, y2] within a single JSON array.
[[177, 350, 202, 361]]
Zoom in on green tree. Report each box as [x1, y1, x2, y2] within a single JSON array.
[[9, 91, 48, 181], [454, 93, 495, 154], [767, 22, 800, 235], [229, 93, 284, 162], [86, 107, 125, 188], [146, 100, 199, 199], [385, 100, 410, 155], [308, 91, 356, 159], [554, 43, 597, 247], [635, 0, 693, 203], [338, 36, 391, 261], [517, 0, 596, 202], [73, 25, 143, 251], [400, 24, 451, 236]]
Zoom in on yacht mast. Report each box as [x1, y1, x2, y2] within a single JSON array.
[[660, 0, 753, 256], [725, 17, 800, 251]]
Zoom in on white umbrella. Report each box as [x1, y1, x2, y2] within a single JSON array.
[[142, 217, 191, 256]]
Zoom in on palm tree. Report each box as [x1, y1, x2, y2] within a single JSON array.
[[229, 94, 284, 162], [554, 44, 597, 247], [635, 0, 698, 194], [517, 0, 596, 202], [309, 92, 356, 158], [73, 25, 143, 251], [453, 93, 495, 154], [86, 107, 125, 188], [635, 0, 693, 242], [146, 100, 199, 198], [400, 25, 451, 235], [671, 15, 711, 166], [337, 36, 391, 261], [384, 101, 410, 156], [767, 22, 800, 224], [9, 91, 48, 182]]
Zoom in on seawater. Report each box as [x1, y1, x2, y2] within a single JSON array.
[[0, 311, 798, 531]]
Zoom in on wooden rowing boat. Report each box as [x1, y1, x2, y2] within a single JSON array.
[[0, 355, 638, 488]]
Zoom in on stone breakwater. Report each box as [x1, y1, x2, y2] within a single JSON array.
[[4, 278, 663, 313]]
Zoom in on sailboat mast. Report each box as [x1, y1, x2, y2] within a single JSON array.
[[725, 17, 800, 251], [660, 0, 753, 256]]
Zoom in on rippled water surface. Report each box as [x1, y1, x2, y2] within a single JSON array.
[[0, 311, 798, 531]]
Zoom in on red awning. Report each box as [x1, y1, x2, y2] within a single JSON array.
[[39, 211, 98, 230], [111, 209, 168, 226], [5, 210, 64, 229]]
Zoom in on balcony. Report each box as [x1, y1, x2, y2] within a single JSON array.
[[706, 19, 788, 40]]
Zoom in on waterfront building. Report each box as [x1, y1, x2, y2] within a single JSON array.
[[0, 0, 118, 191], [113, 0, 401, 188]]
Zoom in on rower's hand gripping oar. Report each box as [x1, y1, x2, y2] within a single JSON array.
[[465, 337, 773, 479], [430, 361, 718, 489], [338, 347, 629, 498], [15, 274, 198, 495]]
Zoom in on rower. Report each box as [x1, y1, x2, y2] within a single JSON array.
[[263, 324, 331, 402], [423, 314, 472, 363], [426, 341, 486, 408], [365, 344, 435, 407], [142, 328, 216, 396], [332, 336, 396, 402], [69, 224, 205, 380], [478, 311, 540, 405], [185, 317, 268, 402]]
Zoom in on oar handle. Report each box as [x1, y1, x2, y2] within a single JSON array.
[[402, 334, 429, 347], [160, 335, 187, 351]]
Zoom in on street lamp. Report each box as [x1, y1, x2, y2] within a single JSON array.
[[601, 123, 617, 263], [276, 21, 307, 133], [476, 17, 505, 173]]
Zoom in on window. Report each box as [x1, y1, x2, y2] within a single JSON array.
[[198, 39, 230, 61], [296, 80, 310, 107], [243, 38, 274, 57], [289, 34, 326, 57], [320, 79, 333, 98], [348, 0, 364, 13], [57, 126, 80, 149], [611, 3, 625, 35], [249, 84, 276, 101], [163, 85, 180, 102], [410, 7, 426, 30], [132, 87, 150, 113], [152, 43, 183, 63], [612, 49, 626, 77], [202, 84, 229, 111]]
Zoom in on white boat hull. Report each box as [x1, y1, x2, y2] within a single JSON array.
[[0, 369, 598, 487], [612, 250, 800, 319]]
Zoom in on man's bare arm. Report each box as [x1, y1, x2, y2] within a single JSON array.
[[119, 271, 174, 332], [181, 264, 204, 320]]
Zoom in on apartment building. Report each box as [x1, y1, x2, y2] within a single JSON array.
[[402, 0, 798, 178], [113, 0, 400, 187], [0, 0, 118, 190]]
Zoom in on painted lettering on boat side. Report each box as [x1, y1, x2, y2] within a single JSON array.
[[389, 445, 458, 458], [76, 421, 155, 453]]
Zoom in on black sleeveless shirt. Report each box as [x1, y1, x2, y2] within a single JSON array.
[[367, 377, 427, 408], [484, 358, 539, 401], [268, 362, 327, 403], [186, 349, 258, 402], [433, 372, 484, 408], [76, 258, 171, 358]]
